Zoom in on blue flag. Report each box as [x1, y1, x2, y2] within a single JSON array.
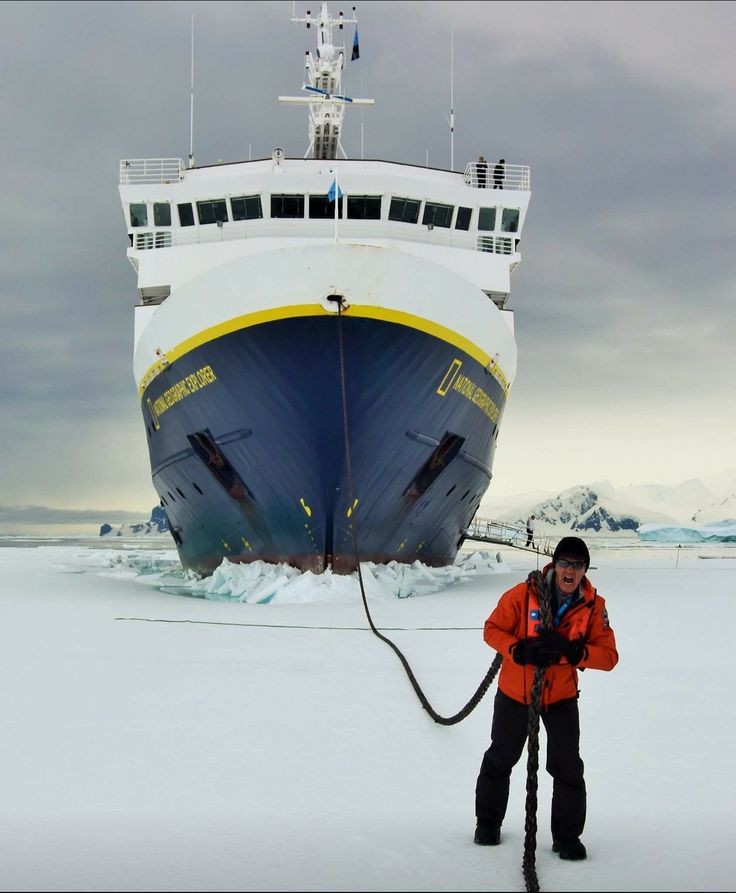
[[327, 178, 344, 202], [351, 27, 360, 61]]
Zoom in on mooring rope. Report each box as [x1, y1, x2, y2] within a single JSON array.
[[332, 299, 501, 724]]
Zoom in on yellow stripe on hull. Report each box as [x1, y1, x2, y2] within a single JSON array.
[[139, 303, 509, 398]]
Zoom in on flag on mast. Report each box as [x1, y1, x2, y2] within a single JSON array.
[[351, 27, 360, 61], [327, 178, 344, 202]]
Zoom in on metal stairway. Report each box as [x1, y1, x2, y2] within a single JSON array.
[[462, 516, 553, 556]]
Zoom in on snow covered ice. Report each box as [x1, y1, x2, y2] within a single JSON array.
[[0, 539, 734, 892]]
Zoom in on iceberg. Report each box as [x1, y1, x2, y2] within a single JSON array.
[[638, 520, 736, 543]]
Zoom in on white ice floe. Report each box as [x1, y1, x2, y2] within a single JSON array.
[[92, 548, 509, 603], [182, 549, 508, 603], [3, 540, 735, 893]]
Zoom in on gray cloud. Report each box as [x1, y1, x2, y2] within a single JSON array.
[[0, 505, 147, 525], [0, 0, 733, 510]]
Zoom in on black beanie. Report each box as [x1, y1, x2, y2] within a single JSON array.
[[552, 536, 590, 569]]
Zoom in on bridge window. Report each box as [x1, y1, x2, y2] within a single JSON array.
[[501, 208, 520, 232], [309, 194, 343, 218], [347, 195, 382, 219], [271, 194, 305, 218], [197, 199, 229, 225], [129, 203, 147, 227], [388, 196, 420, 224], [422, 202, 454, 228], [231, 195, 263, 221], [153, 203, 171, 226], [177, 203, 195, 226], [478, 207, 497, 231], [455, 206, 472, 231]]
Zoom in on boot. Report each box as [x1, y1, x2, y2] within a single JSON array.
[[553, 838, 587, 860], [474, 824, 501, 846]]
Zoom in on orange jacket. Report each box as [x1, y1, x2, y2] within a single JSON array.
[[484, 564, 618, 706]]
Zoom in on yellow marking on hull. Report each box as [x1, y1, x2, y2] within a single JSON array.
[[346, 498, 359, 518], [299, 498, 313, 518], [146, 397, 161, 430], [139, 304, 326, 397], [139, 303, 509, 397], [356, 305, 510, 393], [450, 371, 500, 423], [437, 359, 463, 396], [145, 365, 218, 421]]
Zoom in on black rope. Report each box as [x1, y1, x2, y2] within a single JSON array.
[[113, 617, 483, 632], [521, 569, 554, 893], [332, 300, 500, 724]]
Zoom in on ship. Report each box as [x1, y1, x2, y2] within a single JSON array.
[[117, 2, 531, 576]]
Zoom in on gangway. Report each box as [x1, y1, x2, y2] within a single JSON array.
[[462, 516, 553, 557]]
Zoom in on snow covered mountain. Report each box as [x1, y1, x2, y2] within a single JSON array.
[[480, 474, 735, 534], [703, 467, 736, 498], [692, 493, 736, 524]]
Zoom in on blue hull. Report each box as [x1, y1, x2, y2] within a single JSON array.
[[141, 313, 507, 574]]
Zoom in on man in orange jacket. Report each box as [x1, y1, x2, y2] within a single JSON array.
[[474, 536, 618, 861]]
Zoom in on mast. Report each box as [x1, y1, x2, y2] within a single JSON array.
[[444, 25, 455, 171], [279, 1, 374, 160], [188, 15, 195, 168], [450, 25, 455, 172]]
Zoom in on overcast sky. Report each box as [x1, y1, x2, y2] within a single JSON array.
[[1, 0, 734, 520]]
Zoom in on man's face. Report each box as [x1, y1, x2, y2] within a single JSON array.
[[554, 557, 586, 595]]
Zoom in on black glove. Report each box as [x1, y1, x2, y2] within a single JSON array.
[[538, 629, 587, 666], [511, 636, 559, 668], [537, 629, 568, 660], [566, 637, 587, 666]]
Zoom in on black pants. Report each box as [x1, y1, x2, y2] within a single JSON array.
[[526, 530, 533, 546], [475, 690, 586, 842]]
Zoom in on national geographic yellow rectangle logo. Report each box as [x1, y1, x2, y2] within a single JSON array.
[[437, 359, 462, 396]]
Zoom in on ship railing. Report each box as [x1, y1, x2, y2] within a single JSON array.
[[119, 158, 185, 185], [464, 162, 530, 191], [477, 235, 515, 255], [133, 231, 174, 250], [129, 219, 519, 257]]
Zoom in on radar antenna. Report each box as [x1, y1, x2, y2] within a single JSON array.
[[279, 2, 374, 159]]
